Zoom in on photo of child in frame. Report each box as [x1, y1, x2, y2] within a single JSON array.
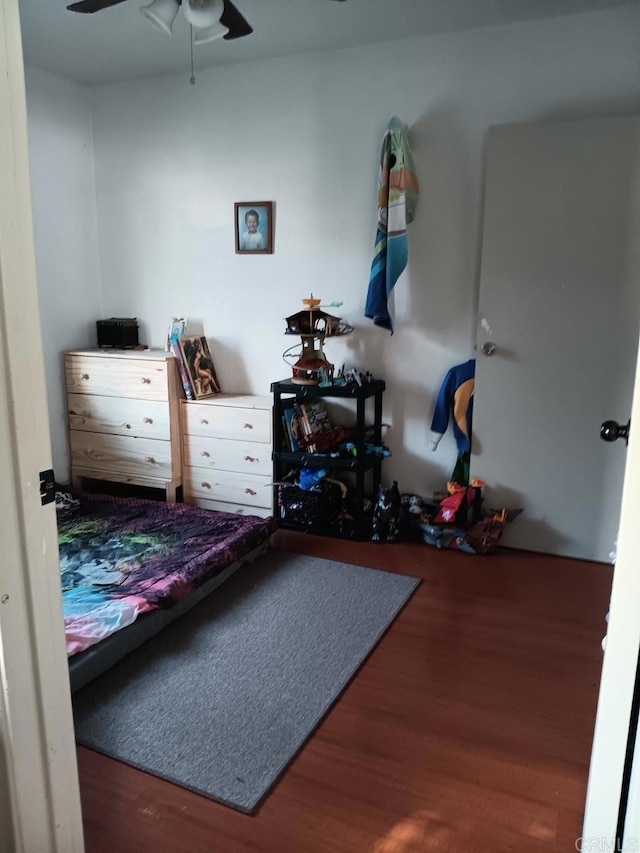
[[234, 201, 273, 254], [179, 336, 221, 399]]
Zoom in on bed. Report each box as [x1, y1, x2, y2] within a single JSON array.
[[57, 491, 273, 692]]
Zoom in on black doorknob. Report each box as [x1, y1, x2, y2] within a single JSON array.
[[600, 419, 631, 445]]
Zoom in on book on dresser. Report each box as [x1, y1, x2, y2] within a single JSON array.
[[170, 341, 194, 400]]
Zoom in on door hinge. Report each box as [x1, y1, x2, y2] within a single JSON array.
[[39, 469, 55, 506]]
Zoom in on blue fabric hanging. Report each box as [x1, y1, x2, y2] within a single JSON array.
[[364, 117, 419, 333]]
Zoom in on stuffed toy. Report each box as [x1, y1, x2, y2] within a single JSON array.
[[408, 495, 426, 515], [298, 468, 328, 491]]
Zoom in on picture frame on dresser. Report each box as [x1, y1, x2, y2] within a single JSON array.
[[178, 336, 221, 400]]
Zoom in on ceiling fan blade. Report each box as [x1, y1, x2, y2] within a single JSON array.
[[67, 0, 253, 36], [220, 0, 253, 40], [67, 0, 127, 12]]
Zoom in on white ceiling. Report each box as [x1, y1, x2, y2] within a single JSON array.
[[18, 0, 636, 86]]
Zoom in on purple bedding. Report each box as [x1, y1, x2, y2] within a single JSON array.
[[57, 493, 272, 656]]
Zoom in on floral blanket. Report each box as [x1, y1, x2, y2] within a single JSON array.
[[57, 492, 272, 656]]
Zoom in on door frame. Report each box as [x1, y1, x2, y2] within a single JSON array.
[[0, 0, 84, 848], [0, 0, 638, 842]]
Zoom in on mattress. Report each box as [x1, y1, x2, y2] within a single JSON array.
[[57, 491, 273, 692]]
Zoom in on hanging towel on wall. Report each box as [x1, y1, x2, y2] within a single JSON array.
[[364, 117, 419, 333]]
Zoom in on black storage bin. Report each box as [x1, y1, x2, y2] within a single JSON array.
[[277, 481, 345, 531]]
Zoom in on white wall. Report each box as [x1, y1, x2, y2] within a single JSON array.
[[25, 67, 102, 482], [0, 729, 15, 853], [86, 7, 640, 494]]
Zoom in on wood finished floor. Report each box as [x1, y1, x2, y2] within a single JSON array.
[[78, 532, 612, 852]]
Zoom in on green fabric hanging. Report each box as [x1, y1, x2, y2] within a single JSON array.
[[451, 451, 470, 487]]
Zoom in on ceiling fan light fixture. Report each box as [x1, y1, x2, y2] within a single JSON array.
[[140, 0, 179, 36], [193, 20, 228, 44], [182, 0, 224, 31]]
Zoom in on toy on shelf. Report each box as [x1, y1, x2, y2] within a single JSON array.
[[297, 425, 354, 454], [343, 442, 391, 458], [282, 295, 354, 386], [298, 468, 328, 491]]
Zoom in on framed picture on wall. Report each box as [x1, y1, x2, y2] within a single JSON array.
[[178, 336, 221, 399], [235, 201, 273, 254]]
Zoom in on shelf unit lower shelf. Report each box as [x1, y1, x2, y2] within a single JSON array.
[[271, 377, 386, 541]]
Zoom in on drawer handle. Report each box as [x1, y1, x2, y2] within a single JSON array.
[[141, 377, 151, 384], [201, 451, 210, 458], [245, 488, 256, 496], [81, 373, 90, 380], [143, 417, 153, 424], [145, 457, 156, 464], [243, 422, 253, 429], [201, 481, 211, 489], [244, 455, 257, 462], [200, 418, 209, 425], [125, 423, 131, 430]]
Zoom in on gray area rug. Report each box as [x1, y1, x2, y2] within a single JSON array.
[[73, 550, 420, 813]]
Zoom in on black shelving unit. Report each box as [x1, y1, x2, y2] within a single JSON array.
[[271, 377, 386, 540]]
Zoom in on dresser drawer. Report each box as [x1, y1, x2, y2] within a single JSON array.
[[184, 467, 272, 509], [183, 435, 271, 476], [183, 402, 271, 443], [69, 431, 172, 479], [65, 355, 169, 401], [68, 394, 170, 441]]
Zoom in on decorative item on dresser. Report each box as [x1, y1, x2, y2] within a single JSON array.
[[65, 349, 182, 501], [181, 395, 273, 518]]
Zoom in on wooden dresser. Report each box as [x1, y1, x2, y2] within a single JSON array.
[[181, 395, 273, 518], [65, 349, 182, 501]]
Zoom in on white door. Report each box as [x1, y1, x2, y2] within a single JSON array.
[[583, 342, 640, 845], [473, 116, 640, 562]]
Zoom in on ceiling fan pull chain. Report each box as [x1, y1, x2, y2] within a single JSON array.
[[189, 25, 196, 85]]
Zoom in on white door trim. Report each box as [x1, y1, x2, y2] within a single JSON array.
[[0, 0, 84, 848]]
